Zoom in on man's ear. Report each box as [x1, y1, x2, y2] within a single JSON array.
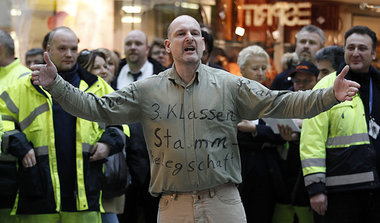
[[164, 39, 171, 54], [201, 37, 205, 52], [145, 45, 150, 57], [46, 44, 51, 53]]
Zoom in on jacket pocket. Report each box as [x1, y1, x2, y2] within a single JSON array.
[[0, 161, 18, 197], [84, 160, 103, 195], [19, 163, 46, 197]]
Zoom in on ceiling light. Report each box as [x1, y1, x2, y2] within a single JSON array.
[[121, 16, 141, 24], [11, 9, 22, 16], [122, 6, 141, 13]]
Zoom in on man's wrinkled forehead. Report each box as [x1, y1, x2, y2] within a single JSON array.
[[167, 15, 200, 37], [344, 33, 373, 47], [50, 28, 79, 46], [125, 30, 147, 45]]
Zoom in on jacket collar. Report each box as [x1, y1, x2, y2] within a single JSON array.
[[31, 63, 98, 97]]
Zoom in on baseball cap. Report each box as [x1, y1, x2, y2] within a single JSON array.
[[289, 61, 319, 78]]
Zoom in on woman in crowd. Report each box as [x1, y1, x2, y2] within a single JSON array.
[[96, 48, 120, 84], [77, 50, 127, 223], [148, 38, 172, 68], [236, 45, 285, 223]]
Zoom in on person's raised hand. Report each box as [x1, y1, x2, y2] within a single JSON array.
[[334, 65, 360, 102], [31, 52, 57, 86], [278, 124, 299, 141]]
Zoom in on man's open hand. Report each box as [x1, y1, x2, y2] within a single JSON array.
[[334, 65, 360, 102]]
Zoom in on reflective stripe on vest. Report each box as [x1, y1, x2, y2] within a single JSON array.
[[20, 103, 49, 131], [302, 158, 325, 169], [326, 133, 369, 147], [34, 146, 49, 156], [304, 172, 375, 187], [304, 173, 326, 187], [1, 115, 16, 122], [1, 130, 20, 154], [326, 171, 374, 186], [34, 143, 93, 157], [18, 72, 30, 79], [1, 91, 19, 114], [0, 153, 17, 161]]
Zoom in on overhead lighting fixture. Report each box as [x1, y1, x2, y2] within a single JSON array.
[[235, 27, 245, 37], [121, 16, 141, 24], [359, 2, 380, 12], [174, 2, 199, 10], [10, 9, 22, 16], [122, 6, 141, 13]]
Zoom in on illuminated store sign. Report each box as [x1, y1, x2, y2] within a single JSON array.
[[240, 2, 311, 27]]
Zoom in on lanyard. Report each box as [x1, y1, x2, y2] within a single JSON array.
[[369, 76, 373, 116]]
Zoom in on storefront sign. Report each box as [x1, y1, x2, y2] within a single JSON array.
[[240, 2, 311, 27]]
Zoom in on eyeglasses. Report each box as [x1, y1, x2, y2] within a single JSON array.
[[80, 50, 91, 56]]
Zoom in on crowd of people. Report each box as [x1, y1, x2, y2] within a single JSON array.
[[0, 14, 378, 223]]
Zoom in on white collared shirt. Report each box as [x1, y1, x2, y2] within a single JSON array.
[[116, 60, 154, 89]]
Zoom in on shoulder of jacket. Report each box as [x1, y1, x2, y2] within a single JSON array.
[[313, 72, 337, 90]]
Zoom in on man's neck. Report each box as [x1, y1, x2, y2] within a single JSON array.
[[175, 62, 200, 84], [0, 57, 15, 67], [128, 58, 147, 73]]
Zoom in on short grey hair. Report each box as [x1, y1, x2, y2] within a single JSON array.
[[0, 30, 15, 57], [296, 25, 325, 46], [237, 45, 270, 71]]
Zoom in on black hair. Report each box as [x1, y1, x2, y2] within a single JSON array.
[[26, 48, 44, 57], [344, 26, 377, 52], [201, 30, 214, 54], [314, 46, 345, 71]]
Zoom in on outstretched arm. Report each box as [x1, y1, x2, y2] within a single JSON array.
[[334, 65, 360, 101], [30, 52, 141, 125]]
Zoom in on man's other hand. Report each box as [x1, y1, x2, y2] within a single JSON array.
[[22, 149, 36, 168], [89, 142, 110, 162]]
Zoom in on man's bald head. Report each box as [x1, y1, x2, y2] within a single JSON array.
[[47, 27, 79, 48], [167, 15, 201, 39], [124, 29, 150, 69], [46, 27, 79, 72], [125, 30, 148, 46]]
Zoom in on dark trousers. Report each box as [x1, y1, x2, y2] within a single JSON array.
[[118, 183, 159, 223], [321, 190, 380, 223]]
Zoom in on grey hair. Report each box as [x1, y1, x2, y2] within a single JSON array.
[[296, 25, 325, 46], [0, 30, 15, 57]]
